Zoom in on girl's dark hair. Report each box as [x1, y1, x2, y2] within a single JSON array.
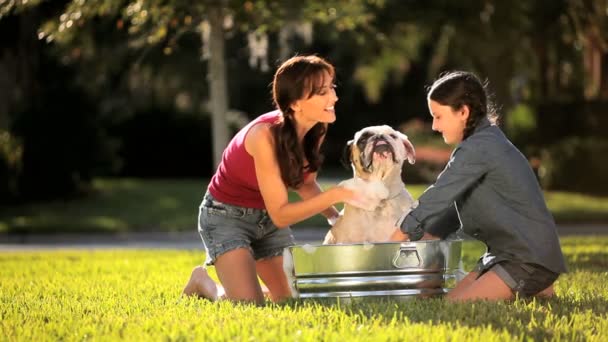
[[427, 71, 498, 139], [271, 55, 335, 189]]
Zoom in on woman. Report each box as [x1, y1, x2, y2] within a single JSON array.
[[183, 55, 358, 304], [391, 71, 567, 301]]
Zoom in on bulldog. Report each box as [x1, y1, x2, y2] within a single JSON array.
[[323, 125, 416, 244]]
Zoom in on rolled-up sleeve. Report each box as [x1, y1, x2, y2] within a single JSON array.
[[400, 145, 488, 240]]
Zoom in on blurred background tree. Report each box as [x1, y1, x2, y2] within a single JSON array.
[[0, 0, 607, 203]]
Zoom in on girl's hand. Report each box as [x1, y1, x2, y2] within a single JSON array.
[[420, 232, 439, 240], [389, 228, 409, 241]]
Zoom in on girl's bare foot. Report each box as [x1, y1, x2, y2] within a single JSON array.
[[535, 285, 555, 299], [182, 266, 219, 301]]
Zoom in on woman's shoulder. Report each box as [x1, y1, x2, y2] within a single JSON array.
[[246, 110, 281, 138], [247, 120, 273, 139], [256, 110, 283, 123], [245, 118, 275, 156]]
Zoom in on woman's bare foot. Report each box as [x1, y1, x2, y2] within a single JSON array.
[[182, 266, 219, 300]]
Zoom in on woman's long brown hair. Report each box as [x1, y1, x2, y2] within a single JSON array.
[[271, 55, 334, 189]]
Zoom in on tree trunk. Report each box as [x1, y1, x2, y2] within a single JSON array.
[[207, 4, 229, 169], [582, 27, 606, 100]]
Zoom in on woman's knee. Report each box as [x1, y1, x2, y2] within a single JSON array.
[[214, 248, 265, 304], [256, 255, 292, 302]]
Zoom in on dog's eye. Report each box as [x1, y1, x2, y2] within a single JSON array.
[[356, 132, 372, 149], [359, 132, 372, 141], [389, 133, 397, 139]]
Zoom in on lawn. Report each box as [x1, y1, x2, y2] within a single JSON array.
[[1, 237, 607, 341], [1, 178, 608, 233]]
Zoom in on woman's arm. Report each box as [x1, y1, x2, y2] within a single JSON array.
[[246, 123, 350, 228], [295, 173, 340, 222]]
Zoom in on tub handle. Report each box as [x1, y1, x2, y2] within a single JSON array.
[[392, 246, 421, 269]]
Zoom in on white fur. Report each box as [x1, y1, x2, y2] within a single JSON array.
[[324, 125, 416, 244]]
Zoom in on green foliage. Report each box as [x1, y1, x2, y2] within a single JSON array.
[[11, 74, 119, 201], [1, 237, 607, 340], [2, 0, 608, 206], [540, 137, 608, 195], [504, 103, 537, 147], [0, 0, 44, 18], [354, 23, 424, 103]]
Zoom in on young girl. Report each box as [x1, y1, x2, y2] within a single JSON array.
[[391, 71, 567, 301], [183, 55, 358, 304]]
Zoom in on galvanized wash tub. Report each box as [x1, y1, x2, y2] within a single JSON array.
[[283, 240, 463, 299]]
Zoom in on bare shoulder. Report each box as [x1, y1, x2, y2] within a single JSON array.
[[245, 122, 274, 156]]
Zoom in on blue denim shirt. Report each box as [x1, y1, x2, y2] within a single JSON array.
[[399, 118, 567, 274]]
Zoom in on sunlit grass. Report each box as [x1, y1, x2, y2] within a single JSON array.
[[0, 179, 607, 234], [1, 236, 607, 340]]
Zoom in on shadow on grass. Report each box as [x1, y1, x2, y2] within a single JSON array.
[[274, 295, 608, 340]]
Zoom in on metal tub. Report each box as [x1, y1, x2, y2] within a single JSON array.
[[283, 240, 463, 299]]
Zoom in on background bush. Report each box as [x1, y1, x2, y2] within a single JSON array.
[[530, 101, 608, 195], [0, 131, 22, 204], [110, 108, 214, 178], [10, 64, 118, 201], [540, 137, 608, 195]]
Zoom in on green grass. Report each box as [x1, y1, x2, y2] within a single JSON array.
[[545, 191, 608, 223], [1, 237, 607, 341], [0, 178, 607, 234], [0, 179, 206, 233]]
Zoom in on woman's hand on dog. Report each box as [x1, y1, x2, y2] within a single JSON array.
[[334, 185, 380, 211], [331, 186, 357, 203]]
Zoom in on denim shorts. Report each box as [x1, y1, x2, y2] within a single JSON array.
[[198, 191, 295, 266], [475, 260, 559, 297]]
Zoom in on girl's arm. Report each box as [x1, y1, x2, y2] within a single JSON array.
[[246, 123, 350, 228], [401, 144, 487, 240]]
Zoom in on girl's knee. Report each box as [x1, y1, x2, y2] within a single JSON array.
[[535, 284, 555, 298], [447, 270, 513, 302]]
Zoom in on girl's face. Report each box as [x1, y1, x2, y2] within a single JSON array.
[[428, 100, 469, 145], [292, 71, 338, 124]]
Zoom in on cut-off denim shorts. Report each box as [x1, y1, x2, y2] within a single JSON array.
[[198, 191, 295, 266]]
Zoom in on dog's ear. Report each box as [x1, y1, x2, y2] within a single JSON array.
[[398, 132, 416, 164], [341, 139, 354, 169]]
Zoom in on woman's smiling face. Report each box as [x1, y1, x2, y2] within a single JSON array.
[[292, 71, 338, 124], [428, 100, 469, 145]]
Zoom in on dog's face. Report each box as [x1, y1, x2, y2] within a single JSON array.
[[345, 125, 415, 180], [324, 125, 416, 244]]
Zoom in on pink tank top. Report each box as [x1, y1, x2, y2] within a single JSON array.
[[208, 111, 282, 209]]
